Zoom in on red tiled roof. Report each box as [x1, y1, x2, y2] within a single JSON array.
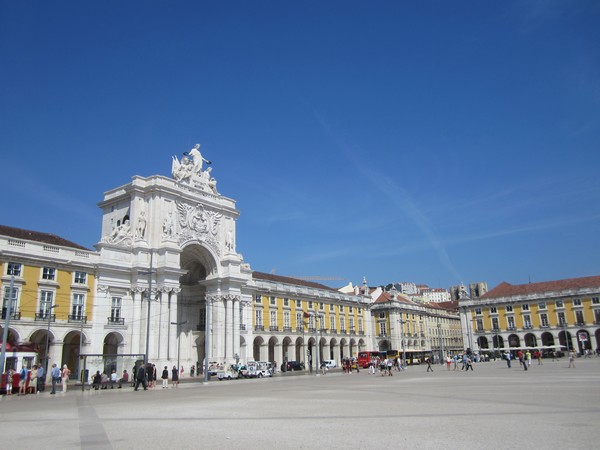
[[374, 291, 416, 305], [252, 271, 340, 292], [482, 275, 600, 299], [0, 224, 91, 251]]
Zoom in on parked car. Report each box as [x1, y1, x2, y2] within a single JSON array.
[[323, 360, 337, 369], [286, 361, 305, 371], [216, 365, 239, 380], [246, 361, 273, 378]]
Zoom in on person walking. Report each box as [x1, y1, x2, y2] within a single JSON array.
[[568, 350, 576, 368], [18, 365, 28, 395], [526, 350, 532, 367], [134, 364, 147, 391], [171, 365, 179, 388], [465, 357, 474, 371], [50, 363, 60, 394], [162, 366, 169, 388], [61, 364, 71, 393], [425, 357, 433, 372], [5, 368, 14, 395], [92, 371, 102, 390], [505, 352, 512, 368], [36, 364, 44, 392], [446, 355, 452, 371], [28, 365, 38, 394]]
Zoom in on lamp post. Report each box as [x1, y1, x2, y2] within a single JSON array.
[[398, 317, 406, 367], [0, 275, 16, 374], [437, 322, 444, 364], [171, 320, 188, 374], [43, 304, 58, 375]]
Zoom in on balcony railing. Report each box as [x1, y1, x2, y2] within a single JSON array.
[[283, 326, 292, 332], [295, 326, 304, 332], [240, 324, 246, 331], [107, 317, 125, 325], [1, 310, 21, 320], [69, 315, 87, 323], [255, 325, 264, 331], [35, 313, 56, 322], [269, 326, 279, 332]]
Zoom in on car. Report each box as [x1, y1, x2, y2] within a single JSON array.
[[323, 360, 337, 369], [286, 361, 305, 371], [216, 365, 239, 380]]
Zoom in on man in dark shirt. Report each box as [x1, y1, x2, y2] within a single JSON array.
[[134, 364, 147, 391]]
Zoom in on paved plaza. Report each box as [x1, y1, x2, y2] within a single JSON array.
[[1, 358, 599, 449]]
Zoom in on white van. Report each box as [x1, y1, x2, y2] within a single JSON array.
[[323, 360, 337, 369], [246, 361, 273, 378]]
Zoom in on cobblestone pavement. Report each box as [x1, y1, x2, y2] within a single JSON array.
[[1, 357, 599, 449]]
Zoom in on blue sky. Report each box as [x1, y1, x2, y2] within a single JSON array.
[[1, 1, 599, 291]]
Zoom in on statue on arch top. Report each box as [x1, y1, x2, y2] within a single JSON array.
[[171, 144, 216, 192]]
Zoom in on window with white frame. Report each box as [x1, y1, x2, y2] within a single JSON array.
[[507, 316, 515, 330], [284, 311, 290, 328], [492, 317, 499, 330], [573, 298, 582, 307], [308, 315, 314, 329], [358, 318, 363, 333], [283, 298, 289, 307], [592, 297, 599, 305], [340, 316, 346, 331], [349, 306, 353, 313], [506, 305, 513, 312], [329, 304, 334, 311], [576, 310, 584, 324], [349, 317, 355, 331], [42, 267, 56, 281], [555, 300, 564, 308], [557, 311, 566, 325], [40, 291, 54, 317], [72, 293, 85, 319], [524, 315, 532, 328], [255, 294, 262, 303], [270, 296, 276, 305], [476, 319, 483, 331], [296, 312, 303, 328], [74, 271, 87, 284], [379, 312, 385, 319], [490, 307, 497, 314], [379, 321, 385, 335], [255, 309, 263, 327], [7, 262, 22, 276], [319, 302, 324, 310], [340, 305, 344, 312], [308, 301, 313, 309], [2, 286, 19, 315], [330, 316, 335, 331], [539, 302, 547, 310], [270, 310, 277, 328], [111, 297, 122, 321], [540, 313, 549, 327], [522, 304, 530, 311], [595, 309, 600, 323], [475, 308, 482, 315], [296, 299, 302, 307]]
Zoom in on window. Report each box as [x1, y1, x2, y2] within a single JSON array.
[[255, 309, 263, 327], [42, 267, 56, 280], [540, 313, 549, 327], [308, 301, 313, 309], [308, 315, 315, 329], [330, 316, 335, 331], [255, 295, 262, 304], [319, 303, 324, 310], [490, 307, 497, 314], [340, 316, 346, 332], [358, 318, 363, 333], [575, 310, 584, 324], [476, 319, 484, 331], [522, 304, 530, 311], [40, 291, 54, 317], [340, 305, 344, 312], [283, 298, 289, 307], [329, 304, 334, 312], [349, 317, 355, 331], [523, 315, 532, 328], [7, 262, 22, 276], [557, 312, 566, 326], [72, 293, 85, 319], [284, 311, 290, 328], [539, 302, 546, 310], [349, 306, 353, 313], [270, 310, 277, 328], [595, 309, 600, 323], [492, 318, 499, 330], [296, 300, 302, 307], [506, 305, 513, 312], [592, 297, 599, 305], [110, 297, 121, 321], [379, 322, 385, 335], [379, 312, 386, 319], [2, 286, 19, 315], [296, 312, 303, 328], [573, 299, 582, 307], [507, 316, 515, 330], [555, 300, 564, 308], [74, 271, 87, 284], [270, 296, 276, 305]]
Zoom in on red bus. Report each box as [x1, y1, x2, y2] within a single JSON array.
[[357, 351, 380, 368]]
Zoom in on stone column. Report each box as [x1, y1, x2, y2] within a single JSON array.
[[233, 297, 240, 361], [225, 295, 234, 360], [212, 296, 221, 362]]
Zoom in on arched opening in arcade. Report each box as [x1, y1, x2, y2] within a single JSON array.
[[103, 332, 123, 374], [576, 330, 591, 353], [558, 330, 574, 353], [253, 336, 265, 361], [477, 336, 489, 349], [524, 333, 537, 348], [508, 334, 520, 348], [541, 332, 555, 347], [493, 335, 504, 349], [268, 336, 278, 364], [62, 330, 86, 380]]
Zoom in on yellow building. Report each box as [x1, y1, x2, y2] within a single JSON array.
[[1, 225, 98, 376], [459, 275, 600, 355]]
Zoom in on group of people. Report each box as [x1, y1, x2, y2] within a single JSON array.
[[3, 363, 70, 396], [91, 369, 129, 390], [133, 362, 180, 391]]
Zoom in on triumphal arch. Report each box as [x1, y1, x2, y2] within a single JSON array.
[[90, 145, 253, 370]]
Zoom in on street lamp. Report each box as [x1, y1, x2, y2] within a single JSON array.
[[171, 320, 188, 374], [0, 275, 16, 374], [398, 317, 406, 367], [437, 322, 444, 364], [43, 304, 58, 375]]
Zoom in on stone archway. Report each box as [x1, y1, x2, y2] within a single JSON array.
[[62, 330, 85, 380], [268, 336, 278, 364], [29, 328, 56, 370], [541, 332, 554, 347], [493, 335, 504, 349], [282, 337, 292, 364], [558, 330, 574, 352], [576, 330, 591, 353], [524, 333, 537, 348], [294, 337, 304, 362], [329, 338, 338, 360], [477, 336, 489, 349], [103, 332, 123, 374], [253, 336, 264, 361], [378, 340, 391, 352], [508, 334, 520, 348]]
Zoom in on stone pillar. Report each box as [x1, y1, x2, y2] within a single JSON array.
[[226, 295, 234, 360], [212, 296, 221, 361]]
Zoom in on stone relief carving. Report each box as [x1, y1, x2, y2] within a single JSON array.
[[171, 144, 218, 194], [102, 219, 133, 246], [175, 201, 222, 255], [135, 210, 147, 240], [161, 212, 175, 240]]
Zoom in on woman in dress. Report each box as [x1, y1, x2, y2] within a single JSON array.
[[171, 365, 179, 388], [61, 364, 71, 393], [29, 365, 38, 394]]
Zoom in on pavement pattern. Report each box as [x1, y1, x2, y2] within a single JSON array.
[[1, 357, 599, 449]]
